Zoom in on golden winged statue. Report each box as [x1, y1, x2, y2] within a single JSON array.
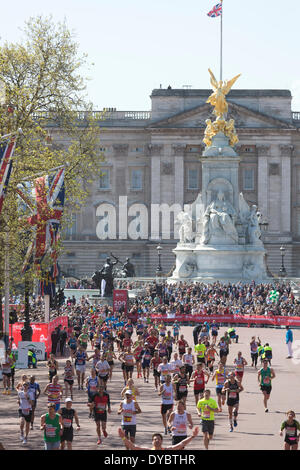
[[206, 68, 241, 119]]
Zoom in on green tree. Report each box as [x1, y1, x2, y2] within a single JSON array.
[[0, 16, 104, 309]]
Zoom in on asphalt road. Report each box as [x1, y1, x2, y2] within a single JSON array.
[[0, 324, 299, 451]]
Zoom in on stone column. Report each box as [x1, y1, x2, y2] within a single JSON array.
[[257, 145, 270, 224], [280, 145, 293, 235], [173, 145, 185, 207], [148, 144, 163, 239]]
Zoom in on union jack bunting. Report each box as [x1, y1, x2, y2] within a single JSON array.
[[207, 2, 222, 17], [17, 167, 65, 277], [0, 138, 16, 214]]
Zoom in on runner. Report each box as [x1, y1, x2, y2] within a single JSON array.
[[190, 363, 210, 406], [183, 347, 195, 379], [78, 327, 89, 350], [121, 378, 140, 401], [74, 345, 88, 390], [40, 403, 63, 450], [95, 353, 111, 390], [258, 359, 276, 412], [177, 334, 189, 360], [250, 336, 261, 369], [158, 374, 175, 435], [17, 381, 33, 445], [133, 340, 144, 379], [118, 425, 199, 450], [170, 352, 183, 377], [157, 356, 173, 385], [106, 345, 117, 381], [28, 375, 41, 430], [173, 366, 190, 407], [165, 330, 175, 361], [119, 347, 136, 384], [168, 400, 193, 445], [142, 344, 153, 384], [43, 375, 63, 412], [222, 371, 244, 432], [47, 354, 59, 382], [279, 410, 300, 450], [194, 339, 207, 365], [1, 350, 13, 394], [206, 344, 218, 373], [118, 390, 142, 448], [233, 351, 248, 384], [63, 360, 75, 399], [211, 362, 227, 412], [88, 385, 112, 445], [196, 388, 219, 450], [210, 321, 219, 345], [172, 321, 180, 342], [60, 398, 80, 450], [67, 332, 78, 361], [7, 347, 16, 391], [218, 336, 229, 365]]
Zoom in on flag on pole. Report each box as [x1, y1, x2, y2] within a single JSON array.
[[0, 138, 16, 214], [207, 2, 222, 17], [17, 167, 65, 276]]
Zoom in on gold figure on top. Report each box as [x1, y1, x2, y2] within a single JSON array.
[[207, 68, 241, 120], [203, 69, 241, 148]]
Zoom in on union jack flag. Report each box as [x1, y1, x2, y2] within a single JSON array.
[[17, 167, 65, 277], [0, 138, 16, 214], [207, 2, 222, 17]]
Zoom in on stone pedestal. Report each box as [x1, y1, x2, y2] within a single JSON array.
[[172, 243, 267, 281]]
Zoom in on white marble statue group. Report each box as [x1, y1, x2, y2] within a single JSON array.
[[176, 190, 262, 247]]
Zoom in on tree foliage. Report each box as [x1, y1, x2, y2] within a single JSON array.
[[0, 16, 104, 290]]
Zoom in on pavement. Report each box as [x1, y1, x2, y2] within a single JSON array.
[[0, 324, 299, 451]]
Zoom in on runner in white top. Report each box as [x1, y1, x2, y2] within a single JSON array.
[[158, 375, 176, 435], [170, 353, 183, 376], [95, 354, 111, 390], [157, 357, 173, 384], [18, 382, 33, 445], [183, 347, 195, 379], [168, 400, 193, 446]]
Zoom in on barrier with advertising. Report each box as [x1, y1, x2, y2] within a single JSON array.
[[11, 316, 68, 355], [150, 313, 300, 327], [113, 289, 128, 315]]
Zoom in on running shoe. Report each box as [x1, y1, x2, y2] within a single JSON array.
[[20, 434, 24, 441], [22, 438, 27, 445], [103, 430, 108, 438], [97, 438, 102, 445], [229, 426, 233, 432], [265, 408, 269, 413], [233, 419, 238, 427]]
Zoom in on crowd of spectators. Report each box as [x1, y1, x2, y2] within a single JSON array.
[[6, 280, 300, 327]]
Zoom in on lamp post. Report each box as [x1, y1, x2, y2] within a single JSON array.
[[279, 245, 287, 278], [156, 243, 163, 276]]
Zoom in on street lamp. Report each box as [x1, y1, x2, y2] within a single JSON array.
[[279, 245, 287, 278], [156, 243, 163, 276]]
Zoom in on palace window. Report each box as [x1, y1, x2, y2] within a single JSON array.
[[99, 168, 110, 190], [131, 169, 143, 191], [243, 168, 255, 191]]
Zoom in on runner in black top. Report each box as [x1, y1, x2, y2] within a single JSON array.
[[222, 372, 243, 432]]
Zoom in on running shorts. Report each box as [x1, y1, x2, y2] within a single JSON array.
[[201, 419, 214, 436], [161, 403, 173, 415]]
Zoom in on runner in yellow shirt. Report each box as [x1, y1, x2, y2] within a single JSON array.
[[197, 389, 219, 450]]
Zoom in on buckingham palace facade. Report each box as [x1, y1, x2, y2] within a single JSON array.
[[54, 88, 300, 278]]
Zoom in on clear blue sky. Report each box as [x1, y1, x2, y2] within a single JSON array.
[[3, 0, 300, 111]]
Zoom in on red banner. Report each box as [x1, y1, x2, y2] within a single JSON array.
[[11, 316, 68, 355], [150, 314, 300, 327], [113, 289, 128, 315]]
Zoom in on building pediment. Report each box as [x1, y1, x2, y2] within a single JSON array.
[[147, 101, 295, 130]]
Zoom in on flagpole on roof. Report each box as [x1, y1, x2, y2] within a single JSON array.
[[220, 0, 223, 81]]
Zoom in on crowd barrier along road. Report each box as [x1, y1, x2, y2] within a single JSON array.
[[150, 314, 300, 327]]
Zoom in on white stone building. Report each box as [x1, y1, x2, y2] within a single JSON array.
[[54, 88, 300, 278]]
